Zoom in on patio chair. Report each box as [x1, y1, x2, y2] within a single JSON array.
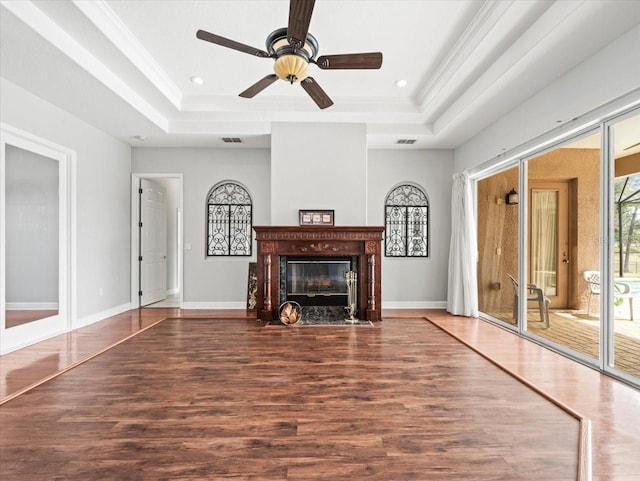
[[583, 270, 600, 316], [508, 274, 550, 328], [583, 270, 635, 320]]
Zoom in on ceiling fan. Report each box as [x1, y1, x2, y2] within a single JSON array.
[[196, 0, 383, 109]]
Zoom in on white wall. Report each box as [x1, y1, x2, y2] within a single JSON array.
[[368, 149, 454, 307], [132, 148, 271, 307], [271, 122, 367, 225], [0, 78, 132, 324], [5, 145, 59, 305], [455, 25, 640, 172]]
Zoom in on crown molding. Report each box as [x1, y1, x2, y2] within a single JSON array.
[[431, 0, 584, 136], [415, 0, 512, 113], [1, 0, 169, 131], [72, 0, 183, 109], [180, 93, 419, 114]]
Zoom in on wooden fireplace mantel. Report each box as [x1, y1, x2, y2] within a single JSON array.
[[253, 226, 384, 322]]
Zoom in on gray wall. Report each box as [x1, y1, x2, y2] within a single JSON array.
[[132, 148, 271, 306], [1, 78, 132, 323], [368, 149, 454, 306], [133, 145, 454, 308], [271, 122, 367, 225]]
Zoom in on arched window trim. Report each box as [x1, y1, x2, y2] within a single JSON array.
[[384, 182, 429, 257], [206, 180, 253, 257]]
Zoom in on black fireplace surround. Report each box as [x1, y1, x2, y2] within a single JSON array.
[[282, 256, 357, 307]]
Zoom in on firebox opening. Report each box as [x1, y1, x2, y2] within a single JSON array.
[[285, 257, 356, 307]]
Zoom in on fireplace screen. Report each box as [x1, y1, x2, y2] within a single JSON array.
[[286, 258, 351, 306]]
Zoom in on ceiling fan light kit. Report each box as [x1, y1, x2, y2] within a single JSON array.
[[267, 27, 318, 84], [274, 54, 310, 83], [196, 0, 382, 109]]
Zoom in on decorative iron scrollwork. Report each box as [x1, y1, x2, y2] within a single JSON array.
[[206, 182, 252, 256], [385, 184, 429, 257]]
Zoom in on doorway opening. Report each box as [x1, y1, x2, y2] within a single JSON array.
[[130, 174, 183, 309]]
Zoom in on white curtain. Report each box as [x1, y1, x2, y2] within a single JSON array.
[[447, 171, 479, 317], [531, 191, 557, 296]]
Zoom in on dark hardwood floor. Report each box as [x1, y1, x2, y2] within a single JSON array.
[[1, 308, 639, 480], [1, 317, 578, 480]]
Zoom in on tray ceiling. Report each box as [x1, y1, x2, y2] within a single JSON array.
[[1, 0, 639, 149]]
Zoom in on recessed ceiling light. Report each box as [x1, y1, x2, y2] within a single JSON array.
[[190, 76, 205, 85], [394, 79, 407, 88]]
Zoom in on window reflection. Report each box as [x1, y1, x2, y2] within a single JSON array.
[[4, 145, 59, 328]]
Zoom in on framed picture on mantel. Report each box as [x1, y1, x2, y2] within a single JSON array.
[[299, 210, 334, 226]]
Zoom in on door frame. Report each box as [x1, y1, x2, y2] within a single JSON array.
[[0, 123, 76, 354], [130, 173, 183, 309], [528, 180, 571, 308]]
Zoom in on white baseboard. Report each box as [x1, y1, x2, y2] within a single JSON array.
[[382, 301, 447, 309], [182, 301, 246, 309], [6, 302, 59, 310], [167, 287, 178, 295], [73, 302, 133, 329]]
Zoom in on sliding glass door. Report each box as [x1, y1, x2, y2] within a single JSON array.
[[477, 166, 519, 327], [525, 132, 601, 364], [475, 106, 640, 388], [610, 111, 640, 382]]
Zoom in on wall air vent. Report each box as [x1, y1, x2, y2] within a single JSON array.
[[395, 139, 416, 145], [221, 137, 242, 143]]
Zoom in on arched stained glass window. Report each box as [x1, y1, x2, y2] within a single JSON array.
[[206, 181, 252, 256], [385, 184, 429, 257]]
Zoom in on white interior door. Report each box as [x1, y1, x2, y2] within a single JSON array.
[[140, 179, 167, 306]]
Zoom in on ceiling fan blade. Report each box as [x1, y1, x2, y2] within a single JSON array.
[[316, 52, 383, 70], [301, 77, 333, 109], [239, 74, 279, 98], [196, 30, 270, 58], [288, 0, 315, 48]]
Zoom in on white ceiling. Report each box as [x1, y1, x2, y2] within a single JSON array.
[[1, 0, 639, 150]]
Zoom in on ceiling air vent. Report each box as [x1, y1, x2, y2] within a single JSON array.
[[395, 139, 416, 145], [221, 137, 242, 143]]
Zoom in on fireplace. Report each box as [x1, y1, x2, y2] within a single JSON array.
[[253, 226, 384, 322]]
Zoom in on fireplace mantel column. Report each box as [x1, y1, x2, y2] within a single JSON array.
[[365, 239, 381, 321], [259, 240, 276, 322], [264, 254, 272, 311], [368, 253, 376, 312]]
